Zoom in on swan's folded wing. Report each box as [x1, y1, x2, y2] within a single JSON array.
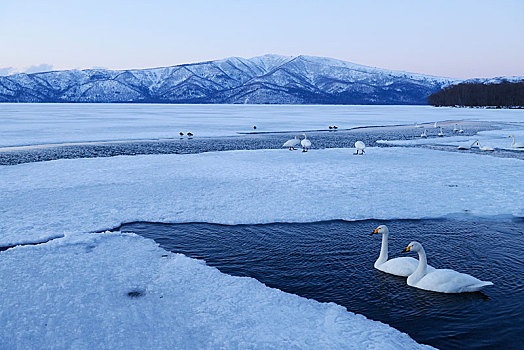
[[416, 269, 491, 293]]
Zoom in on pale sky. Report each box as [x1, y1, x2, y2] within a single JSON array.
[[1, 0, 523, 78]]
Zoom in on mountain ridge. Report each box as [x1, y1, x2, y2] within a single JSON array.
[[1, 54, 510, 105]]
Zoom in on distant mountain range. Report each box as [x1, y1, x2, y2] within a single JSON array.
[[0, 54, 517, 105]]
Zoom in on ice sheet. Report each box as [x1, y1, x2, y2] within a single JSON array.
[[2, 147, 522, 246]]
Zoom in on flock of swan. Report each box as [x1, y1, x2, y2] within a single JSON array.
[[371, 225, 493, 293], [178, 132, 193, 139], [418, 123, 524, 151], [283, 133, 312, 152], [283, 133, 366, 154], [419, 122, 463, 138], [281, 122, 523, 154]]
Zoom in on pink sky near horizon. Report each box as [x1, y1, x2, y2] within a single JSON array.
[[1, 0, 523, 79]]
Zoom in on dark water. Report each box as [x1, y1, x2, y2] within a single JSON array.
[[0, 121, 502, 165], [115, 218, 524, 350]]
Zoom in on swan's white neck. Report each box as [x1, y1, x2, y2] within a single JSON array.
[[407, 246, 428, 285], [510, 136, 516, 146], [375, 232, 388, 267], [303, 134, 307, 139]]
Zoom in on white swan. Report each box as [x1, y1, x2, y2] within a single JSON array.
[[402, 241, 493, 293], [457, 140, 477, 150], [458, 125, 464, 133], [475, 140, 494, 151], [420, 129, 427, 138], [437, 127, 444, 137], [300, 133, 311, 152], [415, 122, 424, 128], [283, 136, 300, 150], [370, 225, 434, 277], [354, 141, 365, 155], [453, 124, 459, 132], [509, 135, 524, 148], [433, 122, 438, 128]]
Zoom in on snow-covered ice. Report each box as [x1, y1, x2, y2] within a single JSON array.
[[1, 103, 523, 147], [2, 148, 523, 246], [0, 231, 433, 349]]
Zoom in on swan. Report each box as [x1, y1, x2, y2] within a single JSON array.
[[457, 140, 477, 150], [509, 135, 524, 148], [438, 127, 445, 137], [453, 124, 459, 132], [187, 132, 193, 139], [433, 122, 438, 128], [458, 125, 464, 133], [402, 241, 493, 293], [283, 136, 300, 150], [301, 133, 311, 152], [354, 140, 365, 155], [476, 140, 494, 151], [420, 129, 427, 138], [415, 122, 424, 128], [371, 225, 434, 277]]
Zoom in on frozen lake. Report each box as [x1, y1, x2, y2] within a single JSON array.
[[1, 103, 523, 147]]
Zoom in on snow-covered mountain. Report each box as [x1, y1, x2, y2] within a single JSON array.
[[0, 54, 461, 104]]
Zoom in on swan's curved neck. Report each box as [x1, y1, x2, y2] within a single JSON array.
[[375, 233, 388, 266], [408, 247, 428, 284], [511, 136, 516, 146]]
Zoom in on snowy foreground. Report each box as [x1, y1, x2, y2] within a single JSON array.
[[1, 103, 523, 147], [1, 131, 523, 348], [0, 231, 431, 349]]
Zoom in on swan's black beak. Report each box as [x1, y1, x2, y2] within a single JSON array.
[[401, 246, 411, 253]]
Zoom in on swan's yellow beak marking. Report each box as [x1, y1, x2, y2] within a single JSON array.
[[372, 228, 379, 234], [404, 246, 411, 252]]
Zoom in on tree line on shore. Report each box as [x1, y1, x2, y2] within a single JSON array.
[[428, 81, 524, 107]]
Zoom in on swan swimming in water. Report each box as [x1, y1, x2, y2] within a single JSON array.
[[437, 127, 445, 137], [370, 225, 434, 277], [420, 129, 427, 138], [354, 141, 365, 155], [509, 135, 524, 148], [402, 241, 493, 293], [453, 124, 459, 132], [283, 136, 300, 150], [458, 125, 464, 133], [300, 133, 311, 152]]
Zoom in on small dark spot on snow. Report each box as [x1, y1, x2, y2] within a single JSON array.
[[127, 290, 145, 298], [447, 184, 458, 187], [162, 254, 168, 257]]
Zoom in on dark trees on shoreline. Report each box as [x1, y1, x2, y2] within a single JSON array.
[[428, 81, 524, 107]]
